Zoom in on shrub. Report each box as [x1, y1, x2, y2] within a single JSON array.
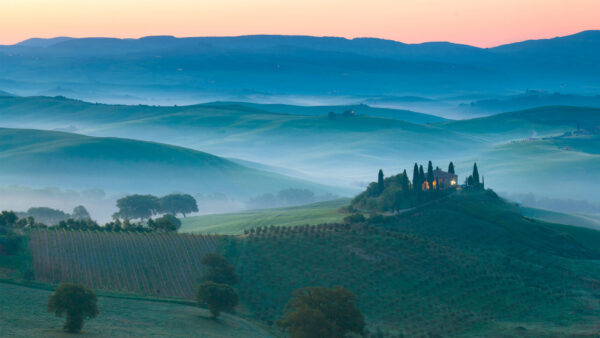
[[278, 286, 365, 338], [47, 283, 98, 333], [196, 281, 239, 318]]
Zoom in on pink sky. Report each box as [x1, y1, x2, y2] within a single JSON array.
[[1, 0, 599, 47]]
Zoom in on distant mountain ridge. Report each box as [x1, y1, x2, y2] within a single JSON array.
[[1, 31, 599, 104]]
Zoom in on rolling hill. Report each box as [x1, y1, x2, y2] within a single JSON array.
[[0, 128, 340, 198], [204, 102, 447, 123], [0, 95, 481, 187], [15, 191, 600, 336], [459, 134, 600, 201]]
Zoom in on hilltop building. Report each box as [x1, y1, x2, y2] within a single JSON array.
[[422, 169, 458, 190]]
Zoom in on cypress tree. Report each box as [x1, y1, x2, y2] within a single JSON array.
[[412, 163, 419, 192], [377, 169, 384, 194], [427, 161, 434, 188], [448, 162, 455, 174], [472, 163, 480, 187], [402, 169, 410, 196], [419, 165, 425, 189]]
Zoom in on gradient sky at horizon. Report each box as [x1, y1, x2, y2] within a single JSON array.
[[1, 0, 599, 47]]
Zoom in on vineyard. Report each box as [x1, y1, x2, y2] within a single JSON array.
[[29, 230, 218, 298], [22, 192, 600, 335], [225, 191, 600, 336]]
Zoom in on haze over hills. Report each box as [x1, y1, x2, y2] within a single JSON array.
[[0, 127, 342, 218], [1, 31, 599, 106], [0, 95, 598, 203]]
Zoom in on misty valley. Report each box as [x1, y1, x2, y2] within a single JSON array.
[[1, 30, 600, 337]]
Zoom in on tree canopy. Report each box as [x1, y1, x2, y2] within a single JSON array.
[[159, 194, 198, 217], [148, 214, 181, 232], [47, 283, 98, 333], [200, 253, 239, 285], [72, 206, 91, 220], [114, 194, 160, 220], [278, 286, 365, 338]]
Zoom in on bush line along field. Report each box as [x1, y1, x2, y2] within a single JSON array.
[[29, 230, 217, 298], [21, 191, 600, 336]]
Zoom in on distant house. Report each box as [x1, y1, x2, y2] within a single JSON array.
[[422, 169, 458, 190]]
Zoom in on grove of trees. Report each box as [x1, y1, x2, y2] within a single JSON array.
[[113, 193, 198, 221]]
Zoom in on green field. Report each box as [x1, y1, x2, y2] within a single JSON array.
[[10, 191, 599, 336], [0, 282, 270, 337], [180, 199, 350, 234]]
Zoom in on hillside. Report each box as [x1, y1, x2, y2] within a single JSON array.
[[16, 191, 600, 335], [0, 283, 270, 337], [180, 198, 350, 235], [0, 96, 480, 187], [204, 102, 447, 123], [461, 134, 600, 202], [226, 191, 600, 335], [455, 91, 600, 116], [0, 128, 338, 197], [520, 207, 600, 230], [441, 106, 600, 141]]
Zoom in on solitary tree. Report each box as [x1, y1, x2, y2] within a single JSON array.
[[201, 253, 239, 285], [159, 194, 198, 217], [448, 162, 455, 174], [47, 283, 98, 333], [377, 169, 384, 194], [72, 206, 91, 221], [114, 195, 160, 221], [196, 281, 239, 318], [278, 286, 364, 338]]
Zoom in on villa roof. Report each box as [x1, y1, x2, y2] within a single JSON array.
[[433, 168, 457, 180]]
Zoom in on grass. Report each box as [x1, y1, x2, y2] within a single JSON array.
[[0, 282, 271, 337], [180, 198, 350, 235]]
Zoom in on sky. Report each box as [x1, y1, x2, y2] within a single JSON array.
[[1, 0, 599, 47]]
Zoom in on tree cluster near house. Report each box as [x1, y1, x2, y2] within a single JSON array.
[[351, 160, 480, 213]]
